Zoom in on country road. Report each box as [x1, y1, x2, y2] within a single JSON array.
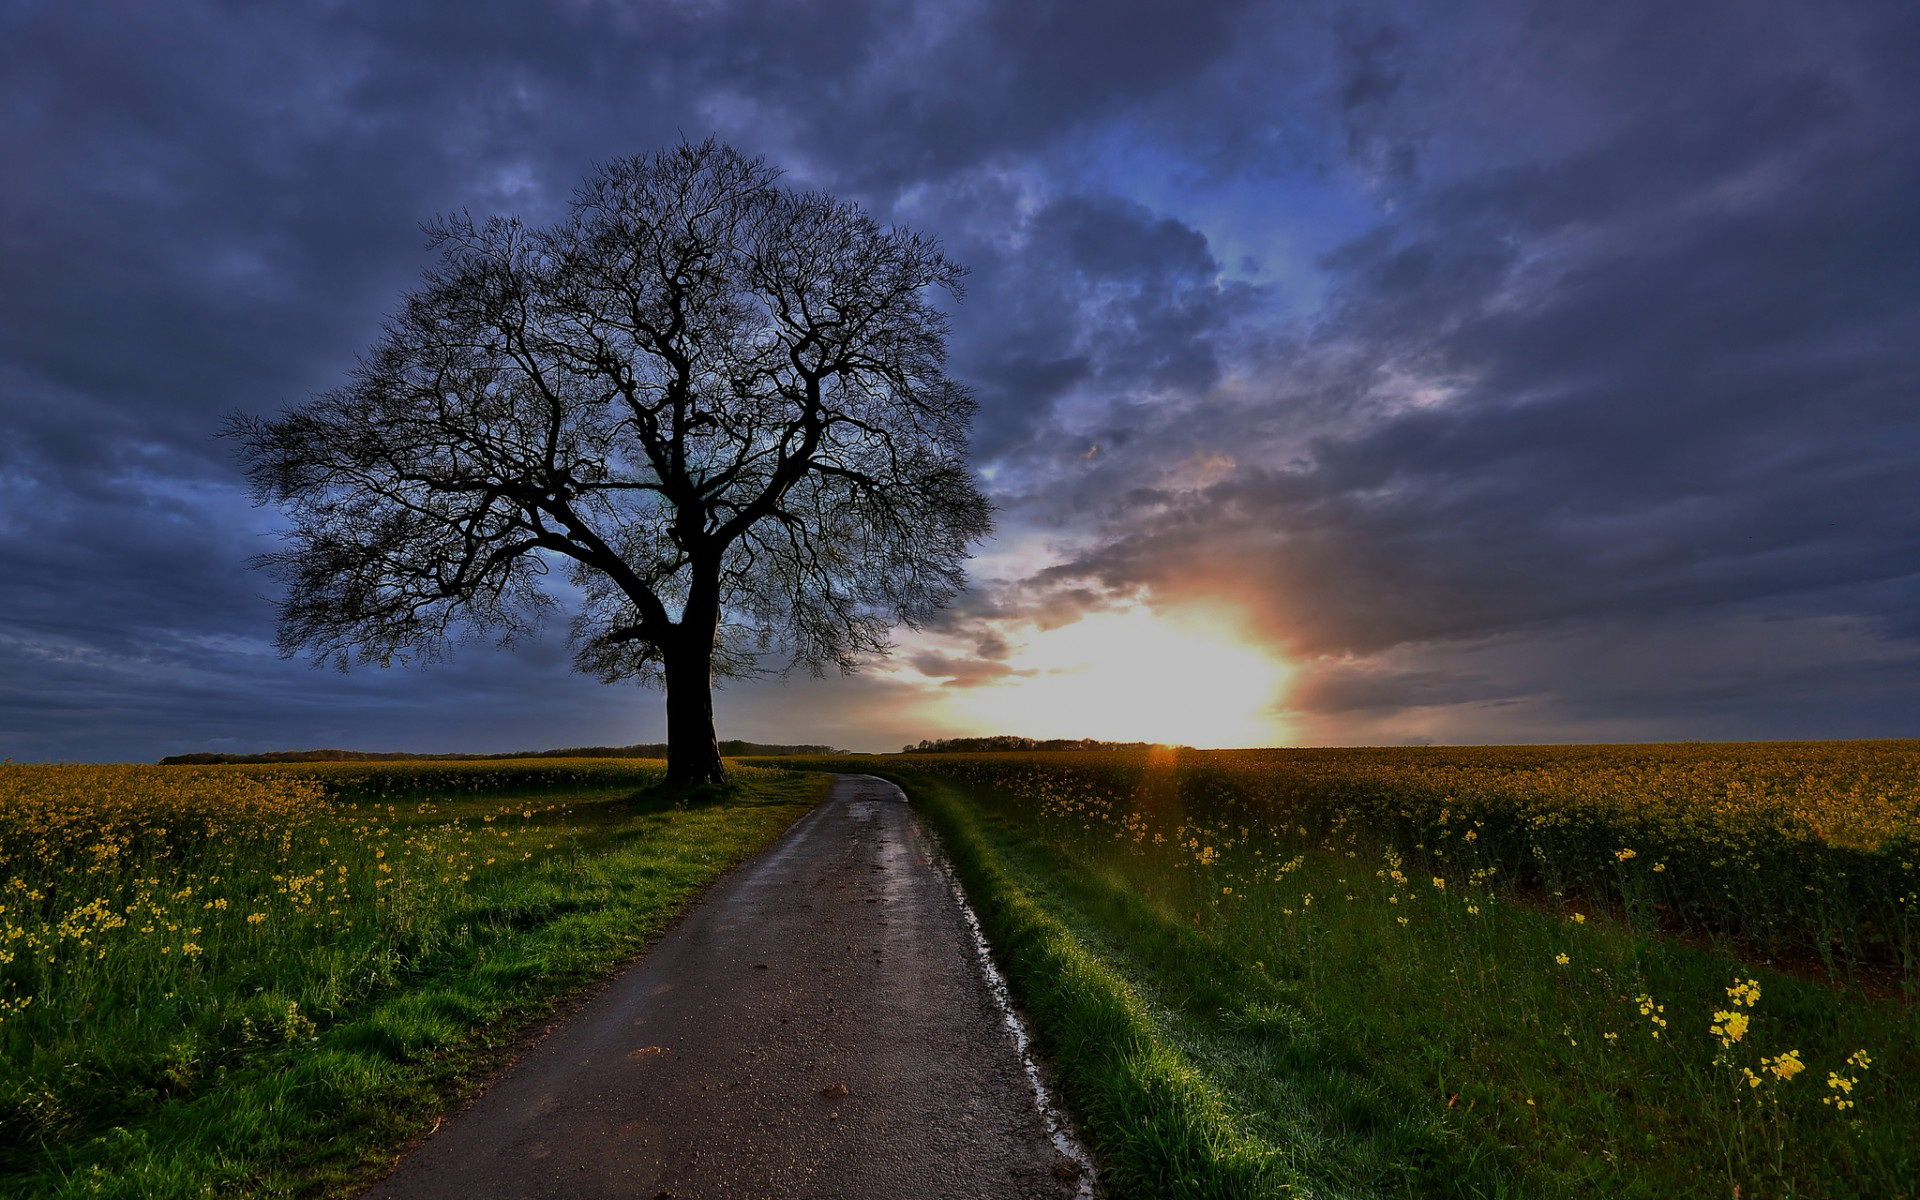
[[362, 774, 1085, 1200]]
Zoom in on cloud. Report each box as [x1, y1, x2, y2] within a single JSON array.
[[1286, 612, 1920, 745], [3, 0, 1918, 757], [904, 651, 1035, 688], [928, 188, 1275, 466], [952, 0, 1920, 735]]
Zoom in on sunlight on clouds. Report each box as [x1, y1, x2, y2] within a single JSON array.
[[912, 604, 1294, 748]]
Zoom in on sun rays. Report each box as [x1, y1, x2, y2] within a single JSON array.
[[910, 604, 1293, 748]]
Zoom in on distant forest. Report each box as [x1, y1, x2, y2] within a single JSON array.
[[158, 740, 840, 765], [901, 736, 1165, 754]]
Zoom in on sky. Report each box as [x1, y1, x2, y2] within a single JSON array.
[[3, 0, 1917, 761]]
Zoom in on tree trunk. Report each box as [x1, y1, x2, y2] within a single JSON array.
[[662, 632, 727, 789]]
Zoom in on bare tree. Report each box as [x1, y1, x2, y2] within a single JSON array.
[[231, 140, 992, 787]]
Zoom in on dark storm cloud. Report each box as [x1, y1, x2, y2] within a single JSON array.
[[4, 0, 1917, 757], [999, 0, 1920, 738], [740, 0, 1267, 187], [948, 192, 1269, 461], [1331, 17, 1419, 184], [0, 0, 1276, 758]]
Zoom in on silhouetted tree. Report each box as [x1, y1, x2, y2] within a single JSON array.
[[232, 141, 991, 787]]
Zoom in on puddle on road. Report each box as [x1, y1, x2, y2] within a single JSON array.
[[844, 776, 1099, 1198]]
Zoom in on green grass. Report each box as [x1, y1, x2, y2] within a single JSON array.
[[780, 755, 1918, 1200], [0, 761, 823, 1198], [882, 769, 1470, 1199]]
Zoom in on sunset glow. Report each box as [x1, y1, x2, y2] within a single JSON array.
[[8, 3, 1917, 761], [919, 606, 1293, 749]]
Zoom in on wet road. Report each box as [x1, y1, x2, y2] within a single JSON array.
[[362, 774, 1079, 1200]]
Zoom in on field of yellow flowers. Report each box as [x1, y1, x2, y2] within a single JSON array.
[[919, 741, 1920, 972], [0, 759, 814, 1197], [819, 742, 1919, 1198]]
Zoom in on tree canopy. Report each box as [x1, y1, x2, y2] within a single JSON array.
[[233, 140, 991, 785]]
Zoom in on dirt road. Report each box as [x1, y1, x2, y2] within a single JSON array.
[[362, 774, 1081, 1200]]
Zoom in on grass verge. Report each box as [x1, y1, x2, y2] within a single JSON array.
[[896, 770, 1455, 1199], [1, 763, 823, 1198]]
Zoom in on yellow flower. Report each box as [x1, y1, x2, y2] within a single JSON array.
[[1554, 952, 1570, 966], [1763, 1050, 1805, 1081]]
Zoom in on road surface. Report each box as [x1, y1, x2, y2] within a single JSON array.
[[362, 774, 1082, 1200]]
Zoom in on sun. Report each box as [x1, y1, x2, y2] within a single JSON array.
[[921, 604, 1293, 749]]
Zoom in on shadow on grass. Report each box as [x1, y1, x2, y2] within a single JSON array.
[[625, 778, 780, 812]]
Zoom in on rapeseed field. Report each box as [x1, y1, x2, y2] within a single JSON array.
[[0, 759, 815, 1197], [917, 741, 1920, 969], [829, 742, 1919, 1198]]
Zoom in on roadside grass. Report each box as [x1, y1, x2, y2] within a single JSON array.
[[779, 754, 1918, 1199], [0, 761, 823, 1198], [885, 769, 1475, 1200]]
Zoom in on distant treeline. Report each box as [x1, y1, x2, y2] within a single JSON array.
[[901, 736, 1165, 754], [158, 740, 839, 765]]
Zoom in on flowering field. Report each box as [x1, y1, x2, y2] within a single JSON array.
[[914, 741, 1920, 971], [805, 743, 1920, 1198], [0, 760, 815, 1196]]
